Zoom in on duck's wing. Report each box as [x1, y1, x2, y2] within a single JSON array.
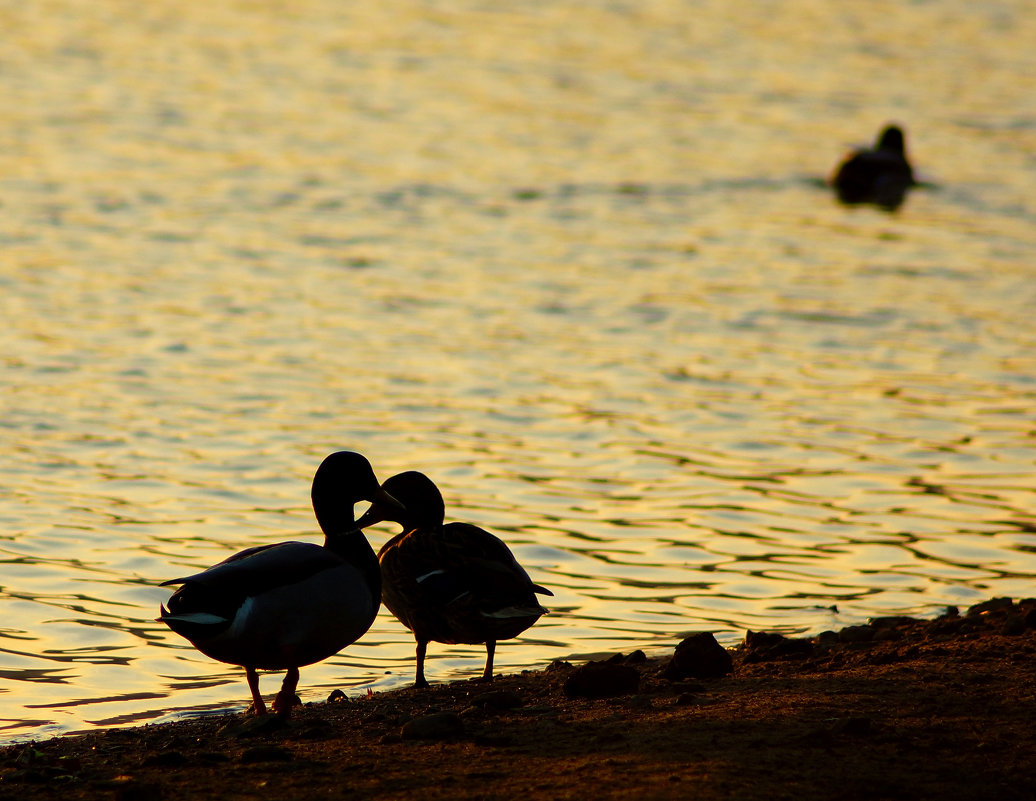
[[386, 523, 551, 609], [159, 541, 342, 634], [448, 522, 553, 599]]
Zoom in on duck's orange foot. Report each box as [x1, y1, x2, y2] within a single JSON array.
[[246, 700, 268, 716], [272, 692, 300, 718]]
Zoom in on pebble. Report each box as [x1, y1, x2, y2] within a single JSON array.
[[400, 712, 464, 741], [473, 689, 524, 710], [742, 630, 815, 662], [967, 597, 1014, 616], [228, 715, 286, 739], [474, 733, 515, 747], [664, 632, 732, 680], [838, 625, 874, 644], [625, 649, 648, 664], [141, 751, 189, 767], [563, 661, 640, 699], [832, 717, 872, 736], [239, 745, 293, 764]]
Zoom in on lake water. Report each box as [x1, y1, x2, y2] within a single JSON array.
[[1, 0, 1034, 743]]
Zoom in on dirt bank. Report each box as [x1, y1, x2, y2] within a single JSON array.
[[2, 598, 1034, 801]]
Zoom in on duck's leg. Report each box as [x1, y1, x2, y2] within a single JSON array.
[[272, 667, 300, 717], [245, 667, 267, 716], [477, 639, 496, 683], [414, 638, 430, 689]]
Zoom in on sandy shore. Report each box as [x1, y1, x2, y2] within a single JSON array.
[[2, 598, 1034, 801]]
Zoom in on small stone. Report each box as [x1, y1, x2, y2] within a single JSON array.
[[743, 631, 815, 661], [327, 689, 348, 703], [141, 751, 189, 767], [815, 630, 839, 650], [967, 597, 1014, 616], [869, 616, 915, 629], [108, 779, 164, 801], [675, 693, 698, 706], [299, 720, 333, 740], [239, 745, 293, 764], [230, 716, 286, 738], [625, 649, 647, 664], [838, 625, 874, 644], [400, 712, 464, 741], [833, 717, 872, 736], [664, 633, 733, 680], [474, 690, 523, 710], [474, 733, 514, 747], [928, 617, 964, 637], [519, 705, 554, 715], [563, 661, 640, 699], [1002, 615, 1026, 636]]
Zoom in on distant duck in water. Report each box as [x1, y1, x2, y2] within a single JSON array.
[[832, 124, 915, 210], [355, 471, 553, 688], [158, 451, 402, 718]]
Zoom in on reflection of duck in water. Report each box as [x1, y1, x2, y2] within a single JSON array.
[[832, 124, 915, 210], [158, 451, 402, 718], [356, 471, 553, 688]]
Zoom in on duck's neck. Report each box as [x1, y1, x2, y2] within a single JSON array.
[[325, 529, 381, 597]]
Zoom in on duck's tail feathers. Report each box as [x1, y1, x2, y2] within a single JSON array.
[[531, 583, 553, 597], [157, 605, 232, 637], [483, 604, 549, 620]]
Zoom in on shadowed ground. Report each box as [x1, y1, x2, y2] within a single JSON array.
[[2, 599, 1034, 801]]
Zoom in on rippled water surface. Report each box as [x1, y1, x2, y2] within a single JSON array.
[[2, 0, 1034, 742]]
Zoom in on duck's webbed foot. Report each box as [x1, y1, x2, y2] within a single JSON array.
[[272, 667, 300, 718]]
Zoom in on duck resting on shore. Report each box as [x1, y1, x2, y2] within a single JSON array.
[[356, 470, 552, 688], [831, 123, 916, 210], [158, 451, 402, 717]]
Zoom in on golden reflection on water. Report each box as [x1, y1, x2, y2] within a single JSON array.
[[1, 0, 1035, 741]]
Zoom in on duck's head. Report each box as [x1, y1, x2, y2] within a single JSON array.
[[354, 470, 445, 532], [312, 451, 404, 535], [876, 125, 906, 155]]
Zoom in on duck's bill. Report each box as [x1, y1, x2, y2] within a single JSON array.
[[375, 486, 405, 511], [355, 487, 404, 529]]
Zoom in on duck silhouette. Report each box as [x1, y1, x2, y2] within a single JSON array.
[[158, 451, 401, 717], [356, 471, 552, 688], [832, 124, 916, 210]]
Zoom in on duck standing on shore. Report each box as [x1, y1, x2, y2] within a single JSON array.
[[158, 451, 402, 717], [356, 471, 553, 688], [831, 124, 916, 210]]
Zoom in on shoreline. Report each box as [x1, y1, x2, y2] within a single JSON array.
[[2, 597, 1034, 800]]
